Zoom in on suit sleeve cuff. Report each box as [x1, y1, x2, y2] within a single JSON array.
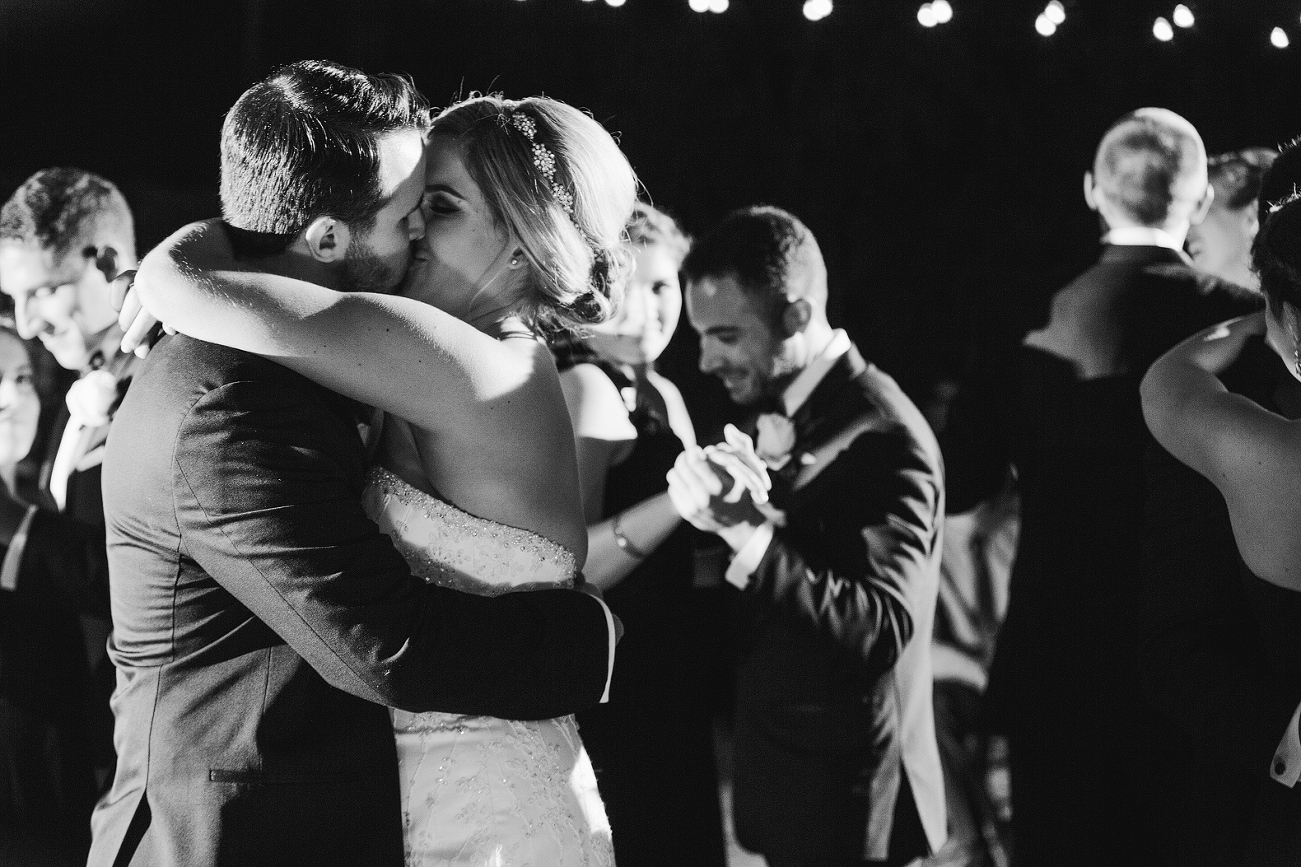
[[724, 521, 775, 590], [1272, 699, 1301, 788], [595, 595, 616, 703]]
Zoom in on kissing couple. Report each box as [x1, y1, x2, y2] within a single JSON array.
[[90, 60, 766, 866]]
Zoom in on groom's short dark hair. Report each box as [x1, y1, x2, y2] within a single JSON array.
[[220, 59, 429, 251]]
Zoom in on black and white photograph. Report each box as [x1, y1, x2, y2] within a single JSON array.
[[3, 1, 1301, 865]]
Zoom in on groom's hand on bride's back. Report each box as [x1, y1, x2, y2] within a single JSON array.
[[574, 574, 623, 644]]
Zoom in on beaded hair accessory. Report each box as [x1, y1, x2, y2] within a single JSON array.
[[509, 111, 576, 214]]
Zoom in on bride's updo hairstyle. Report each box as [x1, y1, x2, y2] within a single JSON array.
[[1252, 192, 1301, 322], [430, 95, 638, 336]]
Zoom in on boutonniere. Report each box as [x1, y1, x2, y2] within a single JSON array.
[[65, 369, 119, 428], [754, 412, 797, 471]]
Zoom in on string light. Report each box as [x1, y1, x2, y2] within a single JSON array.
[[1172, 4, 1194, 28], [803, 0, 832, 22], [1271, 26, 1290, 48], [931, 0, 953, 24], [1035, 13, 1057, 36], [1153, 16, 1174, 41], [918, 4, 937, 27], [1043, 1, 1065, 26], [688, 0, 709, 9]]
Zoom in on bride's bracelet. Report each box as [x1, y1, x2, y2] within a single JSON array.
[[612, 512, 649, 560]]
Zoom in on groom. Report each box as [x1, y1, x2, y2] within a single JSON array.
[[89, 61, 616, 867], [669, 206, 946, 866]]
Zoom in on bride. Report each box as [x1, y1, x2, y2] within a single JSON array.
[[125, 94, 685, 866]]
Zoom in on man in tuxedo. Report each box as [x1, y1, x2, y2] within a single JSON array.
[[0, 168, 139, 524], [0, 167, 139, 811], [89, 60, 615, 867], [941, 108, 1261, 866], [669, 206, 946, 867]]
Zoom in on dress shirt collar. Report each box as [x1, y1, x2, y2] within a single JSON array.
[[780, 328, 851, 417], [83, 322, 125, 374], [1102, 226, 1183, 251]]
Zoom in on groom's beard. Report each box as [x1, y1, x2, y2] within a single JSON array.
[[342, 237, 405, 295]]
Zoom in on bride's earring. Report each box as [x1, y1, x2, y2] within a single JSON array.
[[508, 251, 523, 270]]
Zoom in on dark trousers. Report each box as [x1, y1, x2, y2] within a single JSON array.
[[762, 773, 929, 867], [0, 697, 94, 863]]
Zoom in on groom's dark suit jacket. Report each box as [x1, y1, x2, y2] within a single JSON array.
[[89, 335, 613, 867], [730, 343, 946, 864]]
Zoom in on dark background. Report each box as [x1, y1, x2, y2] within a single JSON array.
[[3, 0, 1300, 425]]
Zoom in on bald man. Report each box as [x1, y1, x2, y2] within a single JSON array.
[[943, 109, 1262, 866]]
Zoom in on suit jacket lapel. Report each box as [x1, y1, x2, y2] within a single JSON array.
[[777, 344, 870, 497]]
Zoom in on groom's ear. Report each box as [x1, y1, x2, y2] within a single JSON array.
[[302, 216, 352, 263]]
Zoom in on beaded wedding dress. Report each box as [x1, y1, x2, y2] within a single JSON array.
[[361, 467, 615, 867]]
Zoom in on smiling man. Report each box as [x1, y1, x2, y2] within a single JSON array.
[[0, 167, 139, 521], [0, 169, 140, 821], [674, 205, 947, 867]]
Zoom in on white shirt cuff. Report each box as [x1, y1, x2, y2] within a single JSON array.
[[1272, 699, 1301, 788], [595, 595, 616, 703], [724, 521, 775, 590]]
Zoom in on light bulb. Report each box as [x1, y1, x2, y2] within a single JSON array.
[[708, 0, 728, 10], [689, 0, 709, 9], [1271, 27, 1290, 48], [932, 0, 953, 24], [1044, 1, 1065, 25], [803, 0, 832, 21], [1153, 16, 1174, 41], [918, 4, 937, 27], [1035, 13, 1056, 36], [1172, 5, 1194, 28]]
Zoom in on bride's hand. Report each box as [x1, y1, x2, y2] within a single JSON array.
[[113, 270, 175, 357]]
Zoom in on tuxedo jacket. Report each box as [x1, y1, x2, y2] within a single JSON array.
[[38, 342, 140, 526], [89, 335, 613, 867], [0, 508, 111, 838], [945, 244, 1261, 863], [730, 343, 946, 863]]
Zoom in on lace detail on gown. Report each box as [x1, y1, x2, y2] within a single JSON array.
[[362, 467, 614, 867]]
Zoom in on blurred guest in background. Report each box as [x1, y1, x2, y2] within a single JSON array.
[[0, 167, 139, 799], [671, 205, 946, 867], [921, 370, 1016, 867], [1186, 147, 1277, 290], [942, 108, 1261, 867], [559, 201, 727, 867], [1136, 141, 1289, 866], [1142, 167, 1301, 866], [0, 324, 111, 866]]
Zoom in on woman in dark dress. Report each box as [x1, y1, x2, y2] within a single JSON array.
[[559, 203, 727, 867], [0, 325, 111, 866], [1142, 188, 1301, 865]]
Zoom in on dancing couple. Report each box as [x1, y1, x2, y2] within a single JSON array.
[[89, 61, 763, 866]]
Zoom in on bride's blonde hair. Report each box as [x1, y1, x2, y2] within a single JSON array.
[[430, 95, 638, 337]]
